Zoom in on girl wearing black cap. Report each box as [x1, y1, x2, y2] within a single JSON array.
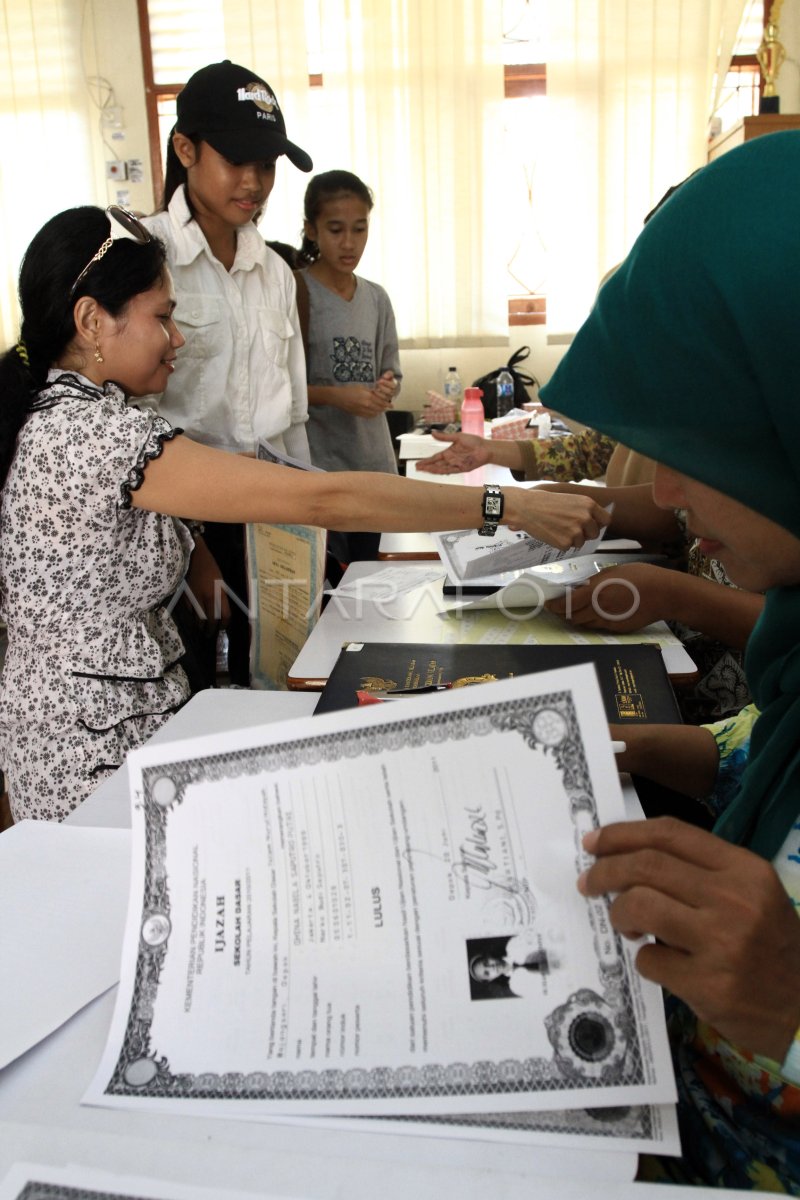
[[142, 61, 314, 685]]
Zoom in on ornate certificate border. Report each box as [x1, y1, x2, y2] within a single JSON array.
[[15, 1187, 149, 1200], [106, 689, 648, 1106], [373, 1099, 655, 1140]]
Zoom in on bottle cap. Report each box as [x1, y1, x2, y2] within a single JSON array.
[[463, 387, 483, 400]]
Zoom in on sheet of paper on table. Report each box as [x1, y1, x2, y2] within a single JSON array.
[[85, 665, 678, 1159], [440, 554, 668, 612], [326, 564, 448, 600], [0, 1159, 758, 1200], [0, 1162, 303, 1200], [0, 822, 130, 1070], [433, 506, 612, 583]]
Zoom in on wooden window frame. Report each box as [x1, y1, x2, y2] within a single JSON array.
[[136, 0, 182, 206], [504, 62, 545, 99], [728, 52, 762, 99]]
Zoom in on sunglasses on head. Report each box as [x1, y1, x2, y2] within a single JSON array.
[[69, 205, 152, 298]]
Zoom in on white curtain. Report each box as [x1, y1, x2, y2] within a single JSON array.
[[711, 0, 754, 115], [305, 0, 508, 346], [0, 0, 102, 347], [220, 0, 312, 247], [542, 0, 747, 335]]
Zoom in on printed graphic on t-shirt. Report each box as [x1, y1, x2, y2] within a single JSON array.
[[330, 336, 375, 383]]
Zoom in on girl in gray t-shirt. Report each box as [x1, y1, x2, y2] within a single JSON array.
[[296, 170, 402, 560], [296, 170, 401, 476]]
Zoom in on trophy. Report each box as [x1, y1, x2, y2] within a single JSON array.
[[757, 0, 786, 113]]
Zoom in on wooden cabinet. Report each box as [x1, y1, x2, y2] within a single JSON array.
[[708, 113, 800, 161]]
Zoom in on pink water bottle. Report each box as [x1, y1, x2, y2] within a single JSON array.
[[460, 386, 485, 435]]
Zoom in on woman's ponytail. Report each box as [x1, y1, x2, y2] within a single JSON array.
[[0, 344, 38, 490]]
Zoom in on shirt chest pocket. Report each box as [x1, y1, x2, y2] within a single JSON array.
[[258, 307, 294, 370], [175, 297, 226, 359]]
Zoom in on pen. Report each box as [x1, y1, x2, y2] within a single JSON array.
[[356, 685, 452, 705], [611, 740, 627, 754], [386, 684, 452, 695]]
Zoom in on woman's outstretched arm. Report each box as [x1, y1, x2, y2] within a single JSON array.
[[131, 434, 611, 551]]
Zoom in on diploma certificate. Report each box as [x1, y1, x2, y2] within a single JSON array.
[[432, 510, 611, 583], [87, 666, 676, 1120]]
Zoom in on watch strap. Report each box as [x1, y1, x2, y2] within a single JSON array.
[[478, 483, 504, 536]]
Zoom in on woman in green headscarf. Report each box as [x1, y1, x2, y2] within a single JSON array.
[[541, 131, 800, 1191]]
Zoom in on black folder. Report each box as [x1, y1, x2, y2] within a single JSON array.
[[313, 640, 682, 726]]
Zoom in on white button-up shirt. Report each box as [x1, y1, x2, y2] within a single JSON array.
[[142, 187, 310, 460]]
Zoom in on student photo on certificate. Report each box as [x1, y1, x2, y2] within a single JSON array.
[[466, 931, 553, 1001]]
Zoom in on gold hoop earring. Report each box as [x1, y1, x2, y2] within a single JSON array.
[[94, 342, 104, 364]]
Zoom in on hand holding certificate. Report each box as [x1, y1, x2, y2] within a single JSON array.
[[86, 665, 676, 1126], [433, 506, 613, 584]]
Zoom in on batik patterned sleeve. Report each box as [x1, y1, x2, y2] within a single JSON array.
[[514, 428, 616, 483], [700, 703, 760, 818]]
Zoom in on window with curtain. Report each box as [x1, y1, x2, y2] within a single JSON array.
[[309, 0, 508, 347], [541, 0, 749, 336], [0, 0, 102, 347], [140, 0, 750, 348]]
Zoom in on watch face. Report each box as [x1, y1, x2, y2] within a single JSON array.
[[484, 496, 503, 517]]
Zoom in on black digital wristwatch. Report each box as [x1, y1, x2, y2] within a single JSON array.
[[478, 484, 504, 536]]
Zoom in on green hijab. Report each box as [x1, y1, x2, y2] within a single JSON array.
[[540, 132, 800, 860]]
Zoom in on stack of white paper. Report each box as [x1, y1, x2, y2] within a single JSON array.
[[432, 509, 614, 584], [83, 666, 680, 1165]]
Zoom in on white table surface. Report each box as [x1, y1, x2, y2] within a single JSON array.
[[404, 459, 517, 485], [378, 530, 439, 558], [397, 431, 565, 465], [289, 562, 696, 688], [67, 689, 318, 830], [396, 430, 472, 459]]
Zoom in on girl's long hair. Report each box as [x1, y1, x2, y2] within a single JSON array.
[[161, 127, 201, 219]]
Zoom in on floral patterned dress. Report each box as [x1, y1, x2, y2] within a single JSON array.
[[0, 371, 192, 820]]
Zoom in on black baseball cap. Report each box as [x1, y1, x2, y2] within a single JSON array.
[[176, 60, 313, 172]]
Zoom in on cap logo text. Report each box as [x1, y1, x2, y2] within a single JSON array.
[[238, 83, 279, 114]]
